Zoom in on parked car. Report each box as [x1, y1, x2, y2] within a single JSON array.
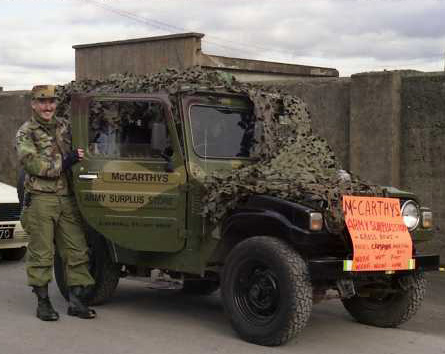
[[0, 181, 28, 261]]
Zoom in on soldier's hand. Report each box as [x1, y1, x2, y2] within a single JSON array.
[[77, 148, 85, 161], [62, 149, 84, 171]]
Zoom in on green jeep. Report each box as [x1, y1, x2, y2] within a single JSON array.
[[54, 76, 440, 346]]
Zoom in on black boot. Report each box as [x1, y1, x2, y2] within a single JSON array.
[[32, 285, 59, 321], [67, 286, 96, 319]]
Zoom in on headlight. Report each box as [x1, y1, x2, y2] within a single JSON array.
[[401, 200, 420, 231]]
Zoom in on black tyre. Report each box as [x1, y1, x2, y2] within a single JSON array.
[[182, 279, 220, 296], [342, 271, 426, 327], [54, 233, 120, 305], [221, 236, 312, 346], [3, 247, 27, 261]]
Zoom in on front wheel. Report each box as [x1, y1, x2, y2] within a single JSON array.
[[221, 236, 313, 346], [55, 233, 121, 305], [342, 271, 426, 327]]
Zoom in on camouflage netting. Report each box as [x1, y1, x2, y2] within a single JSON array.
[[56, 67, 383, 233]]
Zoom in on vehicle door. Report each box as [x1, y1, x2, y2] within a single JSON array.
[[70, 93, 186, 252]]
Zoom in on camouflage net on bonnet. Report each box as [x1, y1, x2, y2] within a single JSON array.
[[56, 67, 383, 233]]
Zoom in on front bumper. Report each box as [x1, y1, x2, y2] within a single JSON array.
[[309, 254, 440, 281]]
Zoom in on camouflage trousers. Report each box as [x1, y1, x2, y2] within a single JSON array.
[[21, 194, 95, 287]]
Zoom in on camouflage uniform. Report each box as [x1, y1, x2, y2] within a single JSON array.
[[16, 111, 95, 288]]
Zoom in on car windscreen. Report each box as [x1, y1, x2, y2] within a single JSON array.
[[189, 105, 254, 158]]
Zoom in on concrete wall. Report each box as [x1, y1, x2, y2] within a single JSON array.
[[0, 91, 32, 186], [268, 78, 351, 169], [349, 72, 403, 186], [401, 73, 445, 257]]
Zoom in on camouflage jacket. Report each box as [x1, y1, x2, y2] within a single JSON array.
[[16, 113, 72, 195]]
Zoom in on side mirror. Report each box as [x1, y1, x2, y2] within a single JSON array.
[[151, 122, 168, 154]]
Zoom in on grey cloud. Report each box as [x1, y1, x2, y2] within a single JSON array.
[[2, 0, 445, 90]]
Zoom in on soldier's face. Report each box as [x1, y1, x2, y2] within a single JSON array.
[[31, 98, 57, 121]]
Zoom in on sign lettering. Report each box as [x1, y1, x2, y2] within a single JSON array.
[[81, 192, 176, 209], [343, 196, 413, 271]]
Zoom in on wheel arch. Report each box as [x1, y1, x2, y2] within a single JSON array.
[[210, 210, 304, 264]]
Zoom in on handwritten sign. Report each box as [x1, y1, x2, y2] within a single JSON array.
[[343, 196, 414, 272]]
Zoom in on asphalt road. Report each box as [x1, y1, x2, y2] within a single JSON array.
[[1, 259, 444, 354]]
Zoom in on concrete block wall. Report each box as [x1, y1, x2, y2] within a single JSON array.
[[268, 78, 351, 169], [349, 72, 403, 186], [0, 91, 31, 186], [401, 73, 445, 257]]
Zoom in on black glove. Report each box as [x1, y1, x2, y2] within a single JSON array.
[[62, 151, 80, 171]]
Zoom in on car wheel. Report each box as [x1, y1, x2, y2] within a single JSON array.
[[3, 247, 27, 261], [342, 271, 426, 327], [221, 236, 312, 346]]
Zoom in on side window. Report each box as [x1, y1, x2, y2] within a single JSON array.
[[88, 100, 169, 159]]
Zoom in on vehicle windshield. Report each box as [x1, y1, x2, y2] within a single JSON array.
[[189, 105, 254, 158]]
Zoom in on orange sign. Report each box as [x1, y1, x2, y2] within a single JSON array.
[[343, 196, 414, 272]]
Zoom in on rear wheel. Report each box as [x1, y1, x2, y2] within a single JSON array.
[[55, 233, 120, 305], [342, 271, 426, 327], [222, 236, 312, 346]]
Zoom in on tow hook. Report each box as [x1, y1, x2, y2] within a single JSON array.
[[398, 275, 415, 290]]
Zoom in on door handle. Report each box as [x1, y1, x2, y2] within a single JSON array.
[[78, 173, 98, 180]]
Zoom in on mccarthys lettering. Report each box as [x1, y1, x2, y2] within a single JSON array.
[[111, 172, 169, 183], [343, 198, 401, 218]]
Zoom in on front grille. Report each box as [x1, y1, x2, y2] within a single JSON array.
[[0, 203, 21, 222]]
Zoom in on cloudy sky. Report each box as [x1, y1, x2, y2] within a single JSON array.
[[1, 0, 445, 90]]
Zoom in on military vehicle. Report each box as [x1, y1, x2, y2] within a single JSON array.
[[50, 71, 440, 346]]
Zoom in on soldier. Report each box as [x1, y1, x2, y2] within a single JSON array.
[[16, 85, 96, 321]]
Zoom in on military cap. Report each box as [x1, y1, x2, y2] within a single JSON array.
[[31, 85, 57, 99]]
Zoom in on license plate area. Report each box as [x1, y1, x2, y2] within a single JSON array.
[[0, 226, 14, 240]]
